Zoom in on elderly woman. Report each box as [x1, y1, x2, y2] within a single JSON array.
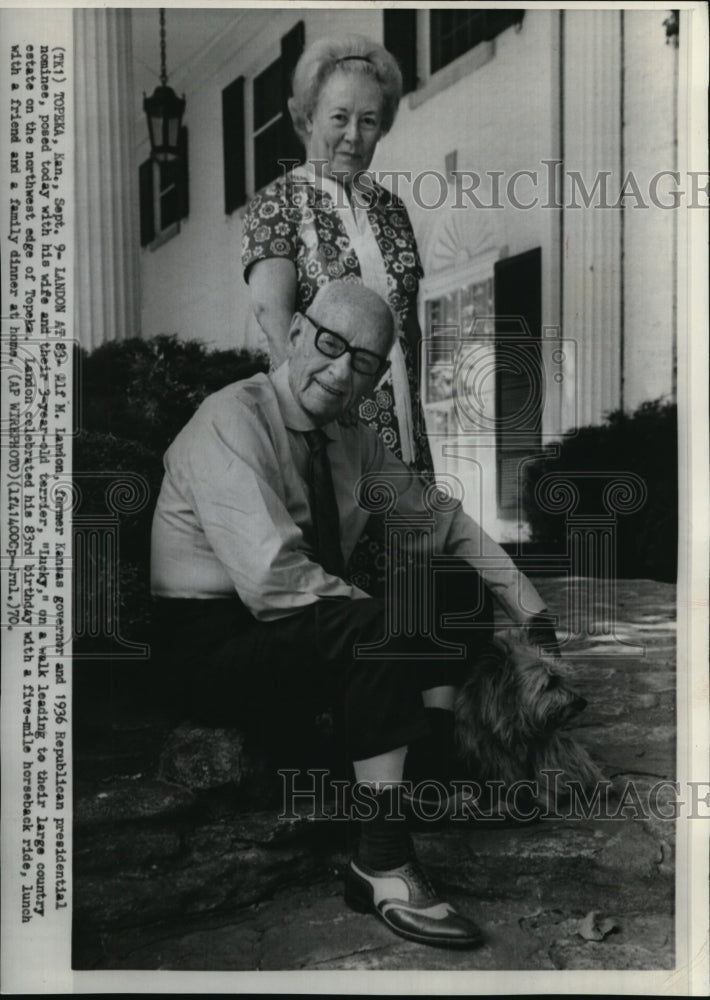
[[242, 35, 433, 591]]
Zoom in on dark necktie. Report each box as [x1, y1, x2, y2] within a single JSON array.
[[303, 428, 345, 578]]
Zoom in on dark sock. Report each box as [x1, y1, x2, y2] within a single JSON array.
[[404, 707, 459, 784], [425, 706, 456, 746], [356, 785, 412, 871]]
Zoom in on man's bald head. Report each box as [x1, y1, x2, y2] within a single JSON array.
[[286, 281, 395, 425], [309, 281, 395, 353]]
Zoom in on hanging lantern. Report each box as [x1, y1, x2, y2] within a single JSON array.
[[143, 8, 185, 164]]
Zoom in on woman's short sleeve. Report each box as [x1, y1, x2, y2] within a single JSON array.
[[241, 178, 299, 283]]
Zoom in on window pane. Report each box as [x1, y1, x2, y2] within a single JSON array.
[[426, 408, 449, 437], [440, 290, 459, 327], [425, 293, 461, 400], [426, 294, 459, 359], [253, 57, 282, 130], [460, 283, 476, 336], [461, 277, 495, 339]]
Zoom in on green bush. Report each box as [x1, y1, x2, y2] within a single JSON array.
[[76, 334, 268, 454], [73, 335, 268, 654], [522, 399, 677, 581]]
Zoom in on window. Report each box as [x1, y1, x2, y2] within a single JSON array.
[[429, 9, 525, 74], [222, 20, 304, 213], [424, 277, 495, 404], [383, 9, 525, 97], [422, 270, 496, 497], [139, 126, 189, 247], [421, 248, 543, 520]]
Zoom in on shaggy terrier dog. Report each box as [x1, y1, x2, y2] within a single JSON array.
[[455, 632, 604, 812]]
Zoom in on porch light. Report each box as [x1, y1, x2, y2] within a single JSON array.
[[143, 8, 185, 164]]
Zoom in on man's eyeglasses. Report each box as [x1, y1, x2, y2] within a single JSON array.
[[302, 313, 390, 378]]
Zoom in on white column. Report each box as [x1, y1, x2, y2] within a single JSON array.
[[74, 9, 139, 349], [562, 9, 623, 428], [622, 10, 677, 410]]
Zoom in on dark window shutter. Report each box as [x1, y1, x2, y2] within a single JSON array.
[[279, 20, 305, 166], [223, 76, 246, 214], [139, 157, 155, 247], [280, 20, 305, 105], [482, 10, 525, 42], [384, 10, 418, 95], [158, 126, 188, 231], [254, 59, 282, 130], [493, 247, 543, 515], [254, 119, 286, 191], [430, 9, 524, 74], [177, 126, 189, 221]]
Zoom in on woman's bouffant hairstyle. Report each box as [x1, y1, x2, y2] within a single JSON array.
[[288, 34, 403, 146]]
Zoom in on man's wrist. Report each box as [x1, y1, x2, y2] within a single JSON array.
[[524, 610, 562, 657], [525, 610, 556, 628]]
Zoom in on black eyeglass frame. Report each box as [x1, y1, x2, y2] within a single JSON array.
[[302, 313, 391, 378]]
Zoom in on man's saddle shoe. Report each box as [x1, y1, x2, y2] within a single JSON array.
[[344, 857, 484, 948]]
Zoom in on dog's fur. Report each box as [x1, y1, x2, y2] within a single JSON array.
[[455, 631, 603, 811]]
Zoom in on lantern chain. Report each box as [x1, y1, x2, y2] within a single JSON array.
[[159, 8, 167, 87]]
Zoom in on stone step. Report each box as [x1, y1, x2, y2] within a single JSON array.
[[75, 777, 196, 828], [74, 843, 322, 931]]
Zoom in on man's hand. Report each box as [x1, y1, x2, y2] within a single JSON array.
[[524, 610, 562, 658]]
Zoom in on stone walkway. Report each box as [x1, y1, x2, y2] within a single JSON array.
[[73, 578, 676, 971]]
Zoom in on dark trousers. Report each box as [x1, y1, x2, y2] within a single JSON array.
[[153, 566, 493, 762]]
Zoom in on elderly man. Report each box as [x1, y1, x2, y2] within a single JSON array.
[[151, 281, 557, 948]]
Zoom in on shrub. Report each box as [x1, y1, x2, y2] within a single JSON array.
[[73, 335, 268, 654], [76, 334, 268, 454], [522, 399, 677, 581]]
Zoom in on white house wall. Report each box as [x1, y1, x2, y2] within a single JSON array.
[[131, 7, 677, 539], [136, 8, 382, 352], [375, 10, 561, 540], [137, 10, 561, 351], [136, 8, 676, 398], [562, 9, 624, 431], [622, 10, 678, 412]]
